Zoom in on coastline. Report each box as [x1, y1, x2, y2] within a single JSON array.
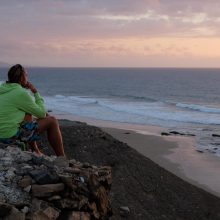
[[51, 116, 220, 219], [54, 113, 220, 197]]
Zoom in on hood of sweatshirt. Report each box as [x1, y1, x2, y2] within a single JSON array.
[[0, 83, 22, 95]]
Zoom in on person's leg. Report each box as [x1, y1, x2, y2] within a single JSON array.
[[29, 141, 42, 155], [23, 114, 42, 155], [37, 116, 65, 156]]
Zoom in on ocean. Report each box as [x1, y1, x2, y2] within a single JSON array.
[[1, 67, 220, 156]]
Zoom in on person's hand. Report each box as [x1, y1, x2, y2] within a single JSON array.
[[26, 81, 38, 93]]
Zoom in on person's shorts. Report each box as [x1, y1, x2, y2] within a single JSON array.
[[0, 121, 40, 147]]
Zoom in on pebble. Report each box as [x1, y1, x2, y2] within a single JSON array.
[[120, 206, 130, 217], [120, 206, 130, 213], [24, 185, 32, 193], [21, 206, 29, 214]]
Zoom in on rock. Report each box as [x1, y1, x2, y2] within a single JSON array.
[[162, 131, 196, 137], [64, 167, 81, 174], [83, 162, 92, 168], [48, 195, 62, 201], [88, 202, 100, 219], [186, 133, 196, 137], [88, 174, 111, 217], [1, 157, 13, 166], [42, 206, 60, 219], [22, 165, 33, 170], [31, 198, 49, 212], [68, 211, 91, 220], [18, 176, 32, 188], [169, 131, 181, 135], [3, 206, 25, 220], [0, 185, 30, 207], [24, 185, 32, 193], [33, 210, 51, 220], [4, 168, 16, 181], [21, 206, 29, 214], [56, 198, 79, 209], [52, 156, 69, 167], [58, 174, 77, 190], [120, 206, 130, 217], [212, 134, 220, 137], [161, 132, 171, 136], [31, 183, 65, 197], [29, 169, 60, 185], [0, 202, 12, 217], [120, 206, 130, 212], [69, 159, 77, 164]]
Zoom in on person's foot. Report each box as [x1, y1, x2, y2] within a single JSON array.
[[29, 142, 43, 156], [34, 149, 43, 156]]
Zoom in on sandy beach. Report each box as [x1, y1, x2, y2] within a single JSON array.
[[55, 113, 220, 197], [103, 127, 220, 197]]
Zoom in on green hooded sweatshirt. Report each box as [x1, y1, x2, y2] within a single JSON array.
[[0, 83, 46, 138]]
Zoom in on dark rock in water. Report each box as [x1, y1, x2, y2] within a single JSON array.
[[169, 131, 195, 136], [186, 133, 196, 137], [161, 131, 196, 137], [161, 132, 171, 136], [196, 149, 204, 153], [211, 142, 220, 146], [212, 134, 220, 137], [169, 131, 181, 135]]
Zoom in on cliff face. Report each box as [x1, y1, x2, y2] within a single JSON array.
[[0, 144, 112, 220]]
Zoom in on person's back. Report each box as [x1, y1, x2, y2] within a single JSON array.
[[0, 83, 38, 138]]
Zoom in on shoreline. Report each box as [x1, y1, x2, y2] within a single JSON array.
[[54, 113, 220, 197]]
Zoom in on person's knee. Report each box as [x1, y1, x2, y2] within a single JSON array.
[[47, 116, 59, 125]]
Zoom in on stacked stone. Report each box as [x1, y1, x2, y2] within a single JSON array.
[[0, 144, 112, 220]]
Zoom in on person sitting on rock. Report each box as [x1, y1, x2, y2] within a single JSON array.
[[0, 64, 65, 156]]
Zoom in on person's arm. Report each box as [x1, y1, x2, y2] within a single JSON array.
[[15, 88, 46, 119]]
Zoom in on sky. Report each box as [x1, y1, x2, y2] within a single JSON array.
[[1, 0, 220, 67]]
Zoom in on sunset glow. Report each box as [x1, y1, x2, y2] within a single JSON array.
[[0, 0, 220, 67]]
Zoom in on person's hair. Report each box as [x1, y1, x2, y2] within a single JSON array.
[[7, 64, 25, 83]]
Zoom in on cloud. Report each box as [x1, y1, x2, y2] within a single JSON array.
[[1, 0, 220, 66], [1, 0, 220, 40]]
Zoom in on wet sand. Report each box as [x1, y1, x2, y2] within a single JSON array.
[[102, 127, 220, 197]]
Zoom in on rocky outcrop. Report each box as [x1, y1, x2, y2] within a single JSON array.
[[161, 131, 195, 136], [0, 144, 112, 220]]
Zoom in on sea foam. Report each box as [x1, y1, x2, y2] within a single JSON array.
[[44, 95, 220, 126]]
